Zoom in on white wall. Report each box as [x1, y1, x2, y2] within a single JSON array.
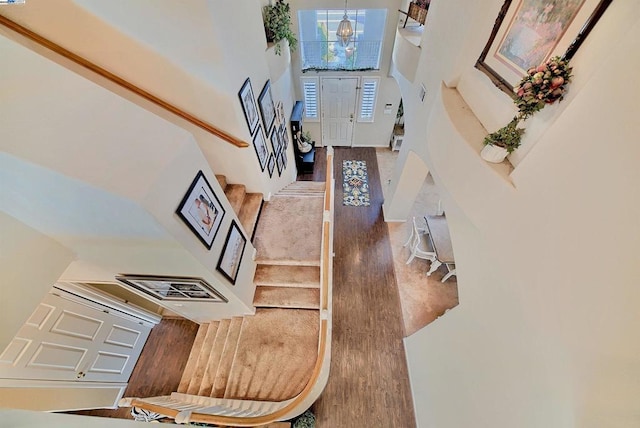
[[0, 25, 256, 323], [0, 409, 181, 427], [0, 381, 125, 412], [399, 1, 640, 427], [0, 212, 74, 349], [0, 0, 294, 195]]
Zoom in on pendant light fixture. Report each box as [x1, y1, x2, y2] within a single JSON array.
[[336, 0, 354, 46]]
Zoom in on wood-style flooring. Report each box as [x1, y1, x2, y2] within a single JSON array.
[[70, 147, 416, 427], [307, 147, 416, 427]]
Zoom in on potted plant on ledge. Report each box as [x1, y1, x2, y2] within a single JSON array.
[[263, 0, 298, 56], [481, 56, 573, 163], [481, 116, 525, 163]]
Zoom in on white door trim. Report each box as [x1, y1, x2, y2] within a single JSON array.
[[54, 283, 161, 327]]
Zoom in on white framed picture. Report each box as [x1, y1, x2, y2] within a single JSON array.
[[176, 171, 225, 249], [115, 275, 227, 302], [216, 220, 247, 285]]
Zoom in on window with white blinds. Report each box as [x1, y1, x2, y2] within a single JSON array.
[[300, 77, 320, 122], [358, 77, 379, 122]]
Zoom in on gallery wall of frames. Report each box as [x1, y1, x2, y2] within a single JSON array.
[[239, 77, 289, 178], [116, 77, 290, 304]]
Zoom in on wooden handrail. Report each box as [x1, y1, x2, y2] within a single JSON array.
[[322, 152, 334, 310], [324, 153, 333, 212], [0, 15, 248, 148], [129, 152, 335, 426]]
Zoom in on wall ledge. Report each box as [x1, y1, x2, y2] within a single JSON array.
[[440, 83, 514, 186]]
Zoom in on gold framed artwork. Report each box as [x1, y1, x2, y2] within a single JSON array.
[[476, 0, 612, 95]]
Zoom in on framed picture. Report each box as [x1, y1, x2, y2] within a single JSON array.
[[269, 127, 280, 155], [276, 150, 285, 176], [238, 77, 259, 135], [252, 125, 269, 171], [275, 100, 285, 127], [279, 123, 288, 150], [176, 171, 225, 249], [216, 220, 247, 285], [267, 153, 276, 178], [258, 80, 276, 134], [476, 0, 613, 95], [115, 275, 227, 302]]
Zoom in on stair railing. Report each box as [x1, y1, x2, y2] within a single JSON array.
[[0, 15, 248, 148], [121, 147, 335, 426]]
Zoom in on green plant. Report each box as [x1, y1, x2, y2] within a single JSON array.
[[263, 0, 298, 55], [301, 130, 312, 142], [483, 116, 525, 153], [483, 56, 573, 158], [292, 409, 316, 428]]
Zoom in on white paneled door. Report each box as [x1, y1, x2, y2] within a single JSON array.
[[0, 291, 152, 383], [321, 77, 358, 146]]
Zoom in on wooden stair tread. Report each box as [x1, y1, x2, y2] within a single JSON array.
[[254, 265, 320, 288], [253, 286, 320, 309], [225, 184, 246, 215], [198, 319, 231, 396], [238, 192, 263, 239], [177, 323, 209, 393]]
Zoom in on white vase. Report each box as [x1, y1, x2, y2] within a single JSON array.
[[480, 144, 508, 163]]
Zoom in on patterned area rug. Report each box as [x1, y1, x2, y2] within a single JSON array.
[[343, 160, 370, 206]]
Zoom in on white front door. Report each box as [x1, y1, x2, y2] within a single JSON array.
[[321, 77, 358, 146], [0, 290, 153, 383]]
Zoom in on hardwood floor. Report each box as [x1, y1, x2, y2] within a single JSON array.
[[68, 317, 199, 420], [70, 147, 416, 426], [311, 147, 417, 427]]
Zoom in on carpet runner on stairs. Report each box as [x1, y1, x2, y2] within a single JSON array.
[[252, 195, 324, 266], [177, 309, 319, 402], [178, 180, 326, 403], [254, 265, 321, 288], [216, 175, 263, 240], [253, 265, 321, 309]]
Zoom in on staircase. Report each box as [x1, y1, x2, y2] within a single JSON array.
[[170, 180, 325, 402], [216, 175, 264, 240], [252, 181, 326, 310], [176, 308, 320, 402], [122, 149, 335, 426]]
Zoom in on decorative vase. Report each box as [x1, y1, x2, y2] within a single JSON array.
[[480, 144, 508, 163]]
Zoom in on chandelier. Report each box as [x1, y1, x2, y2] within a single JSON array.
[[336, 0, 354, 46]]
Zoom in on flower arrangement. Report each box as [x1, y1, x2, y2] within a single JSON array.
[[513, 56, 573, 119], [482, 56, 573, 162]]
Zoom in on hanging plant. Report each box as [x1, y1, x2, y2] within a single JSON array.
[[263, 0, 298, 55]]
